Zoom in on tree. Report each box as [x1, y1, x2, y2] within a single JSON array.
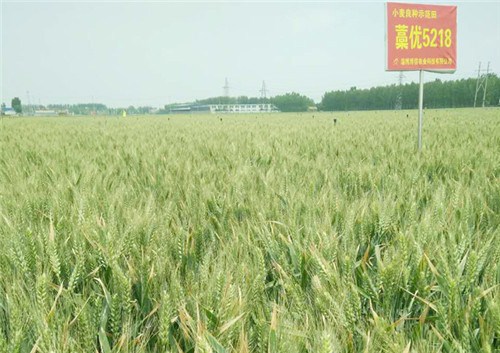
[[271, 92, 315, 112], [11, 97, 22, 114], [320, 74, 500, 111]]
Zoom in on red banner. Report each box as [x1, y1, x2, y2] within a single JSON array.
[[386, 2, 457, 71]]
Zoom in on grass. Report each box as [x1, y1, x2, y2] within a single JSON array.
[[0, 108, 499, 352]]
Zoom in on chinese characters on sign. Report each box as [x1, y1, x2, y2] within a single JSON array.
[[387, 2, 457, 71], [395, 26, 452, 50], [392, 8, 437, 19]]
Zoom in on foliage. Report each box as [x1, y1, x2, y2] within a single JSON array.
[[193, 93, 315, 112], [271, 92, 315, 112], [11, 97, 22, 114], [34, 104, 155, 116], [46, 103, 108, 115], [0, 109, 499, 352], [321, 74, 500, 111]]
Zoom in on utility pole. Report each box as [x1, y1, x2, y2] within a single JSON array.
[[223, 78, 230, 97], [395, 71, 404, 110], [26, 91, 33, 115], [418, 70, 424, 151], [474, 62, 490, 108], [260, 81, 268, 99], [482, 62, 490, 108]]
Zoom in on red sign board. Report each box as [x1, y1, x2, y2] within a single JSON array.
[[386, 2, 457, 71]]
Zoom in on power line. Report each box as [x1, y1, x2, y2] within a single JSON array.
[[259, 80, 268, 99], [482, 62, 490, 108], [474, 62, 490, 108], [223, 78, 230, 97], [26, 91, 33, 115], [395, 71, 405, 110]]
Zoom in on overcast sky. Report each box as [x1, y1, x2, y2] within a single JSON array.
[[1, 0, 499, 107]]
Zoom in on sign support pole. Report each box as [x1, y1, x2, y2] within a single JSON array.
[[418, 70, 424, 151]]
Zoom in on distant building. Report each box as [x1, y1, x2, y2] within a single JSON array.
[[1, 107, 17, 116], [169, 104, 211, 114], [169, 103, 279, 114], [34, 110, 57, 116], [209, 104, 279, 113]]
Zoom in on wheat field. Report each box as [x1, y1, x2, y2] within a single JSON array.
[[0, 109, 499, 352]]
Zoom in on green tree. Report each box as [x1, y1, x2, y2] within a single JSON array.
[[320, 74, 500, 111], [11, 97, 22, 114], [271, 92, 315, 112]]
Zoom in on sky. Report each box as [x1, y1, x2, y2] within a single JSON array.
[[1, 0, 499, 107]]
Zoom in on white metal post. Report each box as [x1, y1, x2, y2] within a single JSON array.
[[418, 70, 424, 151]]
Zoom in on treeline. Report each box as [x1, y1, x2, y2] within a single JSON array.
[[175, 75, 500, 113], [9, 75, 499, 115], [23, 104, 157, 115], [188, 92, 315, 112], [46, 104, 108, 115], [320, 74, 500, 111]]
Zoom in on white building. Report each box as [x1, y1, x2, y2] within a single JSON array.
[[1, 107, 17, 116], [208, 104, 279, 114], [34, 110, 57, 116]]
